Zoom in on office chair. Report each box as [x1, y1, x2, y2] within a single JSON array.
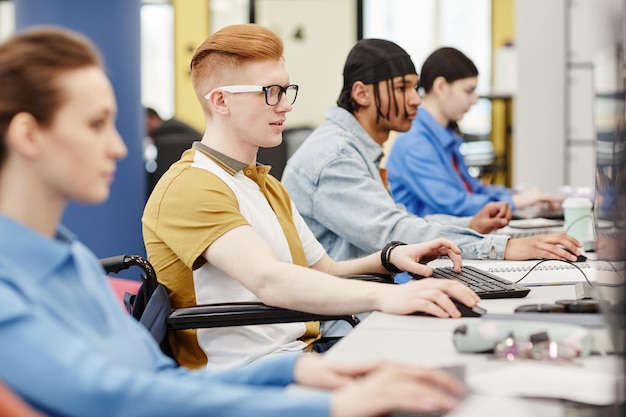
[[257, 126, 314, 180], [102, 255, 390, 356], [147, 135, 195, 195]]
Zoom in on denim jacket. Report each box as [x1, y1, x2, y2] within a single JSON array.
[[282, 106, 509, 261]]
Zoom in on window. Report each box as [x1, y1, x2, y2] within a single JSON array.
[[363, 0, 492, 136], [141, 2, 175, 119], [0, 0, 14, 42]]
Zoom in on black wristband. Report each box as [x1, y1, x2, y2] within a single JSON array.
[[380, 241, 407, 274]]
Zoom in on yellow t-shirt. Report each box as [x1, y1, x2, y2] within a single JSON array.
[[142, 143, 324, 369]]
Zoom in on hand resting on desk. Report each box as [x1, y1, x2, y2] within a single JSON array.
[[468, 201, 512, 234], [307, 357, 466, 417]]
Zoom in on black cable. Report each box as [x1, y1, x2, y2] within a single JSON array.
[[513, 258, 593, 287]]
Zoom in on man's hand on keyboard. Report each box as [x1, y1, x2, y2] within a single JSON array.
[[390, 237, 463, 275], [512, 186, 565, 210], [371, 238, 480, 318], [469, 201, 512, 234], [503, 232, 582, 262]]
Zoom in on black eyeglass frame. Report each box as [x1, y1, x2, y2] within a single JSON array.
[[206, 84, 299, 106]]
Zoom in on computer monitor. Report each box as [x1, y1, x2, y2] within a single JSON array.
[[591, 38, 626, 414]]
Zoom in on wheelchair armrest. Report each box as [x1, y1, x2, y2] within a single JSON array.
[[336, 273, 395, 284], [100, 254, 158, 297], [100, 255, 131, 275], [167, 302, 360, 330]]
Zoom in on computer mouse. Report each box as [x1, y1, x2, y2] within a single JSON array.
[[565, 249, 587, 262], [549, 246, 587, 263], [412, 298, 486, 318]]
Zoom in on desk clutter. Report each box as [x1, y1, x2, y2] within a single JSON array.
[[449, 295, 619, 407], [452, 319, 597, 356]]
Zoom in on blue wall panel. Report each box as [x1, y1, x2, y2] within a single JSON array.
[[14, 0, 146, 258]]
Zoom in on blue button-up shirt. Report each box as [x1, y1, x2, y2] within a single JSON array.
[[386, 108, 515, 217], [0, 214, 329, 417], [282, 106, 508, 262]]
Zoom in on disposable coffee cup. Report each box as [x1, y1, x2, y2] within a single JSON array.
[[562, 197, 593, 243]]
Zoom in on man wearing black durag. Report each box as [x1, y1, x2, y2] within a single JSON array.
[[282, 40, 576, 338]]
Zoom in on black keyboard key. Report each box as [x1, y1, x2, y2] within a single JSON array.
[[411, 265, 530, 299]]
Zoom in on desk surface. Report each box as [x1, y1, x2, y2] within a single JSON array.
[[325, 284, 623, 416]]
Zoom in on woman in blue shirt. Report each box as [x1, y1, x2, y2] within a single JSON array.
[[0, 26, 465, 417], [386, 47, 562, 217]]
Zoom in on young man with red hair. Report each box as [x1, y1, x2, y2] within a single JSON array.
[[143, 24, 479, 371]]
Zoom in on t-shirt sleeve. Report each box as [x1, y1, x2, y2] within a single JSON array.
[[144, 167, 249, 270], [291, 200, 326, 266]]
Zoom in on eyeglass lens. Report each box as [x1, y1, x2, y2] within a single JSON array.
[[265, 85, 298, 105]]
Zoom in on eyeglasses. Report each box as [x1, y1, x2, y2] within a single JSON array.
[[492, 331, 580, 364], [207, 84, 299, 106]]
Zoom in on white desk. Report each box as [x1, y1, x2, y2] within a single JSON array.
[[325, 285, 623, 416]]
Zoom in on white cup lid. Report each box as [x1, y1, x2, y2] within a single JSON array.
[[562, 197, 592, 208]]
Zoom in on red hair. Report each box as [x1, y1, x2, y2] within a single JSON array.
[[190, 24, 284, 104]]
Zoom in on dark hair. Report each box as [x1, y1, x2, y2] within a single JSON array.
[[337, 38, 416, 122], [419, 47, 478, 93], [146, 107, 161, 120], [0, 26, 102, 164]]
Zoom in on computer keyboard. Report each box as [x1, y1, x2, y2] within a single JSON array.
[[512, 205, 564, 220], [496, 218, 564, 239], [502, 228, 560, 239], [411, 265, 531, 299]]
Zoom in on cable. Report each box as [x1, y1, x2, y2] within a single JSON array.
[[513, 258, 593, 287], [564, 213, 593, 235]]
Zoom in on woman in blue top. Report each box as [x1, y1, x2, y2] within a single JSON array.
[[386, 47, 563, 218], [0, 27, 464, 417]]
